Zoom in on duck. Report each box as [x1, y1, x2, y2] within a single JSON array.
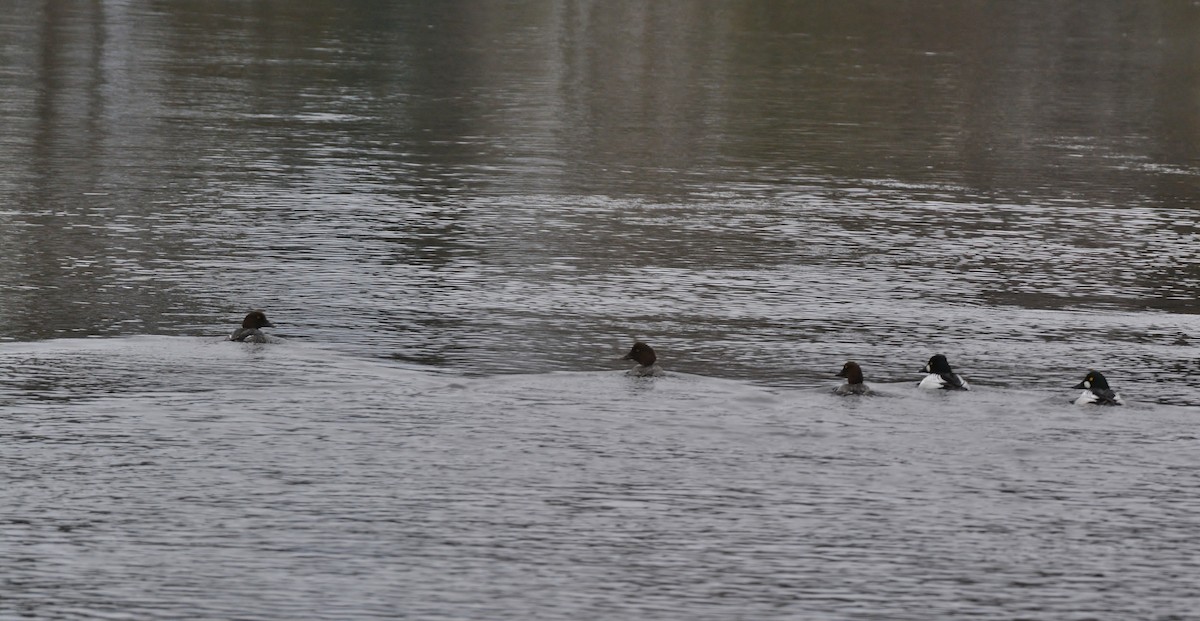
[[622, 342, 664, 377], [1072, 370, 1123, 406], [917, 354, 970, 390], [229, 310, 274, 343], [834, 361, 872, 395]]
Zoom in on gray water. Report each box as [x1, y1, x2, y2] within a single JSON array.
[[2, 2, 1199, 619]]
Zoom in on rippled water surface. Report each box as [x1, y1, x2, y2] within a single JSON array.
[[2, 2, 1200, 619]]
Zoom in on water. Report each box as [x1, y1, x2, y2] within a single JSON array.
[[2, 2, 1199, 618]]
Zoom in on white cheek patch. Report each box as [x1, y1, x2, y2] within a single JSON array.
[[1083, 380, 1091, 388]]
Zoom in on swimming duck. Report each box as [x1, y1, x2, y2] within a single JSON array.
[[918, 354, 970, 390], [229, 310, 274, 343], [834, 361, 872, 395], [622, 342, 664, 377], [1072, 370, 1123, 406]]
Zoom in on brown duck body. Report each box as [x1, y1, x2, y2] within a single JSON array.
[[229, 310, 274, 343], [834, 361, 872, 396], [622, 342, 664, 377]]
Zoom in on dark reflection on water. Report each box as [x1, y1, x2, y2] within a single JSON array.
[[2, 1, 1198, 388], [1, 2, 1197, 384], [1, 3, 1200, 615]]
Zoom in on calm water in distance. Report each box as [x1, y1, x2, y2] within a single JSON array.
[[1, 2, 1199, 619]]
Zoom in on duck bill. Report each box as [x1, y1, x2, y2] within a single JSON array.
[[1073, 381, 1087, 389]]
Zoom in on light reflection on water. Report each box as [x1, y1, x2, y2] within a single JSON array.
[[137, 189, 1194, 400], [1, 338, 1198, 619], [2, 1, 1200, 618]]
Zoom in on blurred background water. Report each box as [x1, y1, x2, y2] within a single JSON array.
[[1, 1, 1199, 619]]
